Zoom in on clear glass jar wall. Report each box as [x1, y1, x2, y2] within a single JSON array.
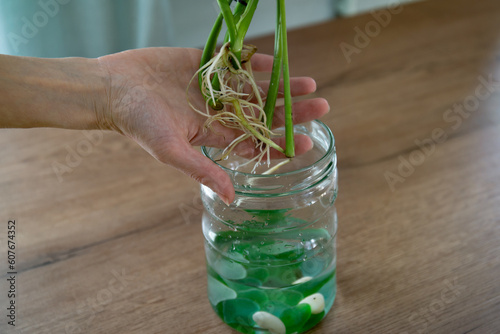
[[201, 121, 338, 334]]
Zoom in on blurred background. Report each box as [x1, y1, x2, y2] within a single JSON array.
[[0, 0, 420, 58]]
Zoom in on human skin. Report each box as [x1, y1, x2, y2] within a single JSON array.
[[0, 48, 329, 204]]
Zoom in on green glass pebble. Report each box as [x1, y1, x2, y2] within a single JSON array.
[[205, 246, 218, 266], [296, 273, 332, 298], [247, 267, 269, 282], [301, 311, 325, 332], [214, 301, 224, 319], [233, 245, 253, 258], [206, 263, 223, 281], [260, 241, 303, 261], [214, 257, 247, 280], [281, 304, 312, 334], [318, 272, 336, 302], [238, 277, 263, 287], [262, 275, 286, 288], [261, 265, 301, 287], [300, 257, 326, 277], [261, 300, 290, 318], [213, 230, 238, 244], [229, 250, 250, 264], [238, 289, 269, 305], [267, 289, 303, 306], [208, 222, 336, 334], [208, 276, 237, 306], [222, 298, 260, 327], [245, 240, 278, 262], [282, 290, 303, 305]]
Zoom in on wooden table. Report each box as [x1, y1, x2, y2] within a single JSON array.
[[1, 0, 500, 333]]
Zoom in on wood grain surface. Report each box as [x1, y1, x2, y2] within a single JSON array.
[[1, 0, 500, 333]]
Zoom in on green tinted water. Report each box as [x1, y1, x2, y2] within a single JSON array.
[[205, 227, 336, 334]]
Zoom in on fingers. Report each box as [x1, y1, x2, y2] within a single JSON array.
[[193, 97, 329, 157], [257, 77, 317, 98], [231, 134, 314, 160], [271, 98, 330, 129], [249, 53, 275, 72], [271, 134, 314, 158], [164, 140, 235, 205], [240, 77, 316, 100]]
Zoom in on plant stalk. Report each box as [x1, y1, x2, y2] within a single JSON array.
[[199, 0, 237, 109], [217, 0, 238, 53], [264, 2, 283, 129], [224, 1, 247, 44], [279, 0, 295, 158], [213, 1, 248, 96], [234, 0, 260, 60]]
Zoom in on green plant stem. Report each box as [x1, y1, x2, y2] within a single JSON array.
[[213, 0, 259, 106], [217, 0, 238, 52], [199, 7, 225, 110], [279, 0, 295, 158], [264, 3, 283, 129], [234, 0, 260, 60], [232, 100, 285, 154], [213, 2, 248, 96], [224, 1, 247, 44], [232, 0, 259, 54], [199, 14, 223, 77]]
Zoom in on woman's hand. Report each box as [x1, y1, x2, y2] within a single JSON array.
[[96, 47, 329, 204]]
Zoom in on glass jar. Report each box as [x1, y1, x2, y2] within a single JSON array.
[[201, 120, 338, 334]]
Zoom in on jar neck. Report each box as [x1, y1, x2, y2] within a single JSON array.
[[202, 121, 336, 198]]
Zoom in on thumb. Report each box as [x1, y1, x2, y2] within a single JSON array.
[[165, 140, 235, 205]]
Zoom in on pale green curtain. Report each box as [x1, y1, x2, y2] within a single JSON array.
[[0, 0, 338, 58], [0, 0, 174, 58]]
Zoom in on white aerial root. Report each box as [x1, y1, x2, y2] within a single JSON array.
[[187, 42, 289, 172]]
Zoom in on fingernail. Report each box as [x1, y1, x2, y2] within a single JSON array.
[[215, 190, 232, 206], [206, 185, 229, 206], [220, 195, 232, 207]]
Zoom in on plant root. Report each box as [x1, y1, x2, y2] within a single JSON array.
[[188, 42, 285, 173]]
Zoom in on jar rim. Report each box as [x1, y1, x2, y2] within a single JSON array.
[[201, 120, 335, 178]]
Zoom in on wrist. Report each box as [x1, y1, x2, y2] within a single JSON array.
[[0, 55, 108, 130], [51, 57, 110, 130]]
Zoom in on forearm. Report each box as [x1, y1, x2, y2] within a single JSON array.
[[0, 54, 107, 130]]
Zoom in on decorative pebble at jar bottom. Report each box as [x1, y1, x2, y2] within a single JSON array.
[[201, 121, 338, 334]]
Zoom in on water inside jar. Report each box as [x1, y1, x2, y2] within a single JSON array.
[[205, 222, 336, 334], [216, 136, 327, 175]]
